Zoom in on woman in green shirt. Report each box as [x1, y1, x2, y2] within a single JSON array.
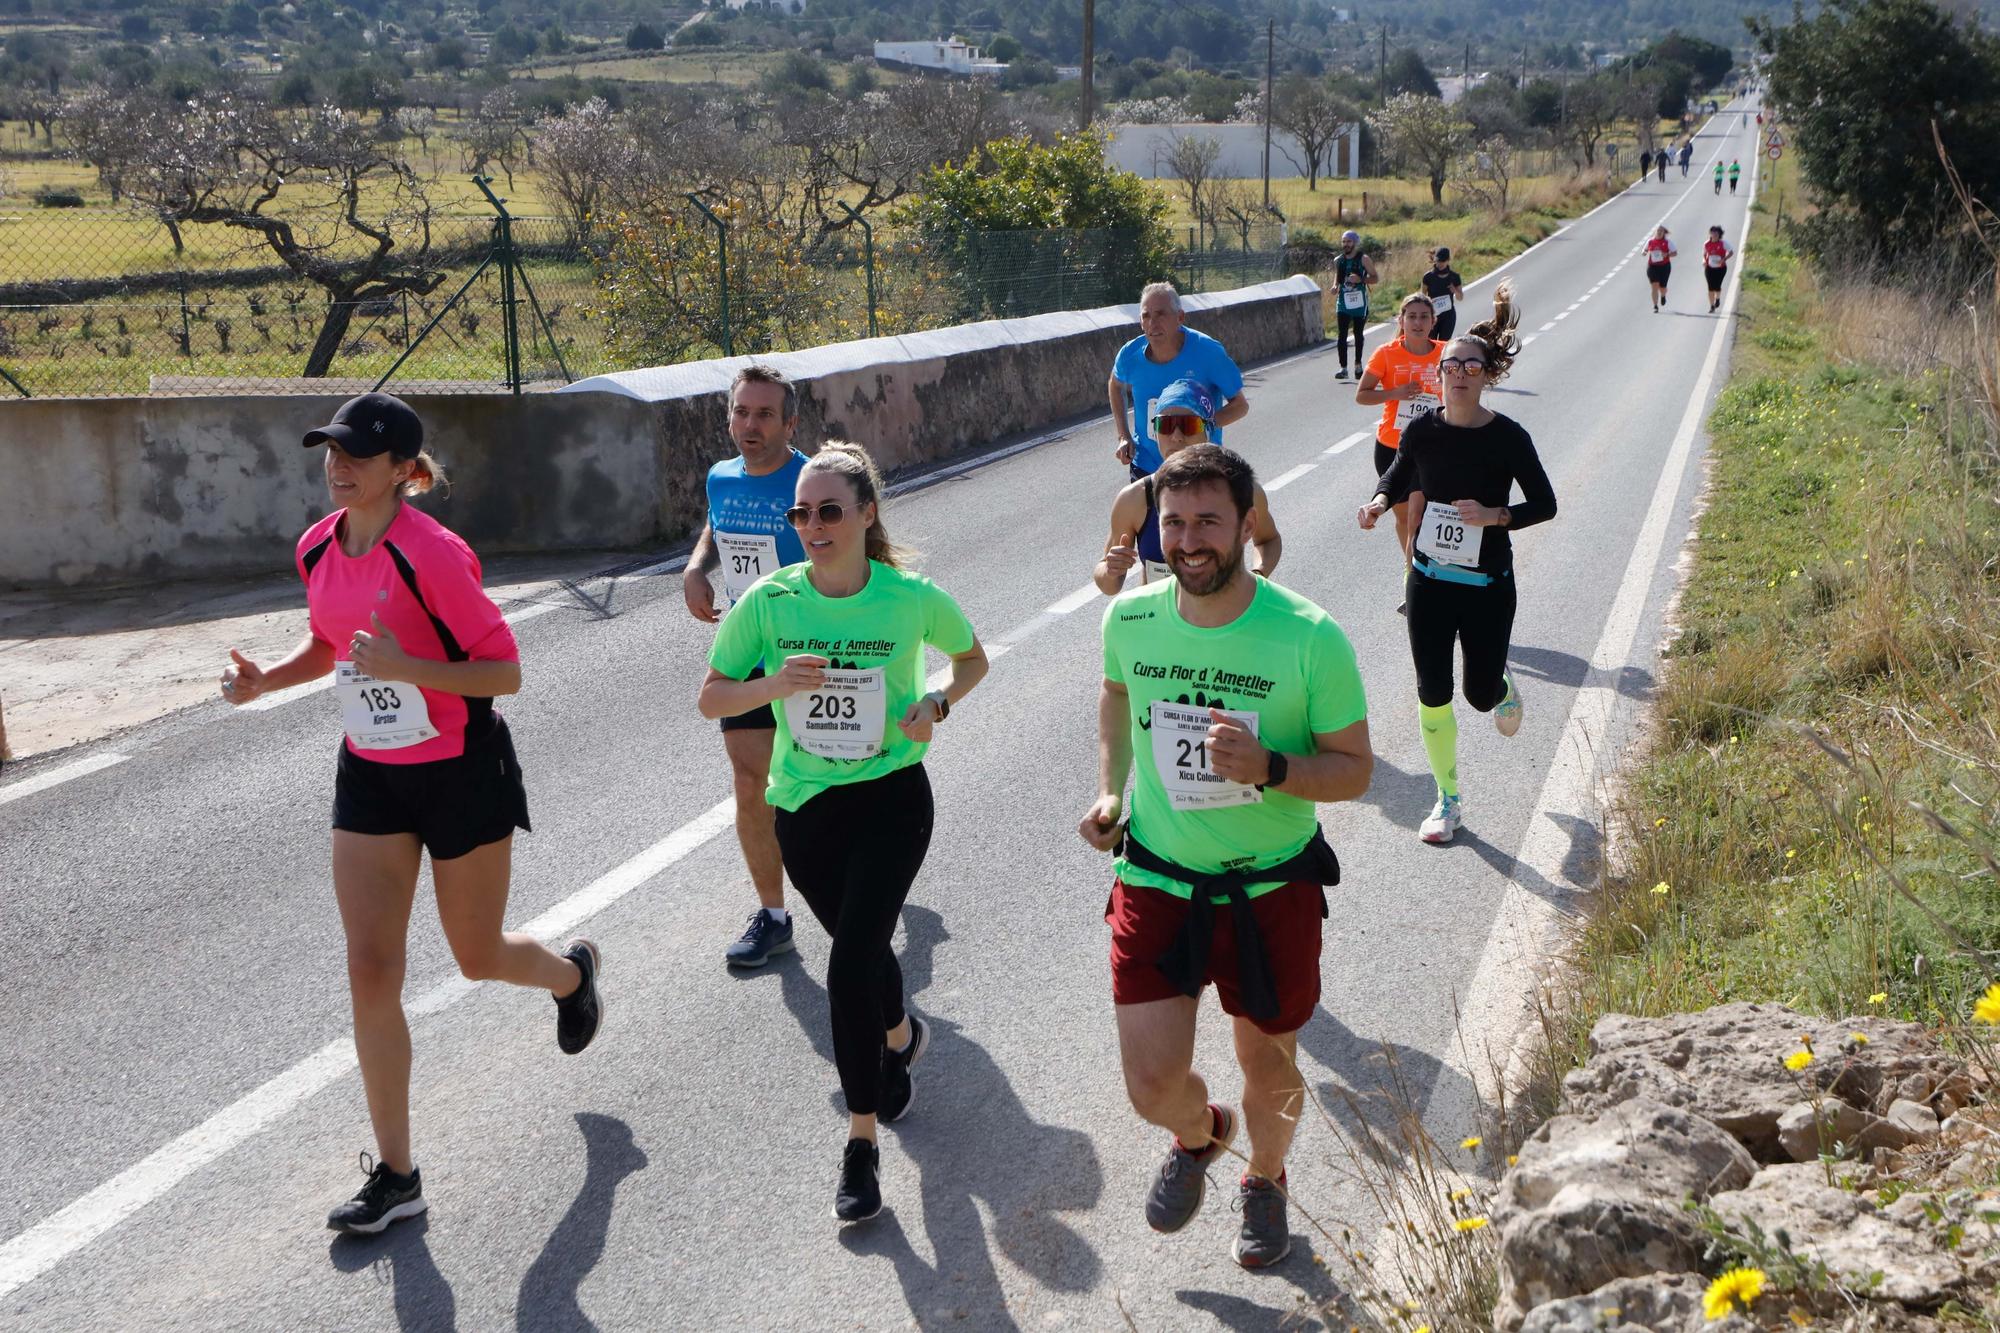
[[699, 441, 989, 1224]]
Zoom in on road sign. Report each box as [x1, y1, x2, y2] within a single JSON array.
[[1766, 130, 1785, 149], [1768, 145, 1783, 160]]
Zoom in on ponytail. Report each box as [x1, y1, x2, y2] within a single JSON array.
[[401, 449, 450, 499], [1458, 280, 1521, 383], [802, 440, 913, 569]]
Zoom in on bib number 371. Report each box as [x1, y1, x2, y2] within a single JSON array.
[[1150, 702, 1262, 810], [783, 668, 887, 760], [715, 531, 780, 609], [336, 660, 437, 751]]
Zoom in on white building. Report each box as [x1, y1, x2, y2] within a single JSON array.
[[1105, 122, 1363, 182], [872, 38, 1007, 77]]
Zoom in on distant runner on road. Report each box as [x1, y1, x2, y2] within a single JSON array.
[[1356, 292, 1445, 592], [1109, 282, 1250, 479], [1714, 160, 1725, 195], [1703, 225, 1735, 314], [700, 441, 989, 1225], [1095, 378, 1282, 594], [1728, 159, 1742, 194], [684, 365, 809, 968], [1083, 443, 1372, 1270], [1679, 140, 1693, 176], [1420, 247, 1465, 343], [1330, 230, 1379, 381], [1357, 286, 1557, 845], [220, 392, 604, 1237], [1644, 226, 1677, 313]]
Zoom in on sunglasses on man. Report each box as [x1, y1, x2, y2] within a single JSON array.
[[1153, 414, 1208, 438]]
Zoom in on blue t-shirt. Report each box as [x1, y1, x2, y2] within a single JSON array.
[[1112, 328, 1245, 474], [706, 450, 809, 569]]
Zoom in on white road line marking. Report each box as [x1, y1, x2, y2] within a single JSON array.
[[1439, 117, 1762, 1118], [1538, 321, 1558, 332], [1265, 463, 1317, 493], [1554, 312, 1571, 321], [1323, 431, 1368, 457], [0, 797, 739, 1303], [1047, 584, 1102, 616], [0, 753, 129, 807], [1521, 335, 1538, 346]]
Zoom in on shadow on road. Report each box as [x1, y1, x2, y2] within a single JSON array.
[[514, 1111, 650, 1331], [1507, 642, 1655, 703], [329, 1211, 457, 1332], [1295, 1009, 1483, 1168]]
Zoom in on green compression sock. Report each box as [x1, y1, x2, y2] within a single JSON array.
[[1419, 702, 1460, 799]]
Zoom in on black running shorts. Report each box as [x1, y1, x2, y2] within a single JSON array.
[[719, 665, 776, 733], [333, 715, 531, 860], [1704, 266, 1726, 292], [1646, 261, 1672, 287]]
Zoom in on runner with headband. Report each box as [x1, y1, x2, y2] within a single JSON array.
[[1095, 379, 1282, 594], [1083, 443, 1372, 1268], [220, 392, 603, 1236], [701, 441, 989, 1225], [684, 365, 809, 968], [1355, 292, 1445, 608], [1356, 285, 1557, 845]]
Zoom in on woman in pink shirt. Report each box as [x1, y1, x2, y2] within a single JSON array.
[[219, 393, 603, 1236]]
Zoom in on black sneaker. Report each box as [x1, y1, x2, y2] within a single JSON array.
[[879, 1015, 931, 1124], [1145, 1103, 1237, 1233], [724, 909, 795, 968], [327, 1153, 426, 1235], [833, 1138, 881, 1223], [1232, 1174, 1293, 1268], [1334, 368, 1349, 381], [555, 939, 603, 1055]]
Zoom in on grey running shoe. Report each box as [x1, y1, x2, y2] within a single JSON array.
[[1145, 1103, 1238, 1233], [1232, 1174, 1293, 1268], [879, 1015, 931, 1124], [724, 909, 795, 968], [326, 1153, 426, 1235]]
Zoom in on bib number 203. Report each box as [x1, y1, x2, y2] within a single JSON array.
[[807, 692, 858, 722]]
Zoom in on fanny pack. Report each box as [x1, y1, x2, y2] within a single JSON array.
[[1413, 552, 1510, 588], [1120, 827, 1340, 1021]]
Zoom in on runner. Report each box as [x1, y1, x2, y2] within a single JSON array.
[[1643, 226, 1676, 313], [1330, 230, 1378, 381], [684, 365, 809, 967], [1109, 282, 1250, 480], [700, 441, 988, 1224], [1095, 378, 1282, 594], [1420, 247, 1465, 344], [1639, 148, 1653, 181], [1713, 159, 1724, 195], [1678, 140, 1694, 177], [1354, 285, 1557, 845], [219, 392, 603, 1236], [1656, 147, 1668, 183], [1728, 159, 1742, 194], [1081, 442, 1372, 1269], [1355, 292, 1445, 588], [1702, 225, 1734, 313]]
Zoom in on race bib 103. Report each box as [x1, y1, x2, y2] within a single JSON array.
[[1415, 500, 1479, 568]]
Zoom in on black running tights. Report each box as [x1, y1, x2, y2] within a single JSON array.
[[773, 762, 935, 1117], [1336, 312, 1366, 371], [1406, 568, 1517, 711]]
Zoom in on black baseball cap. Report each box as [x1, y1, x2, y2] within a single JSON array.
[[301, 392, 423, 460], [1434, 246, 1451, 261]]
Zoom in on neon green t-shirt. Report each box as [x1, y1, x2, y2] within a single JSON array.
[[710, 560, 976, 811], [1101, 577, 1367, 900]]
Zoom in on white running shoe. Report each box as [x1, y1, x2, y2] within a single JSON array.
[[1420, 794, 1463, 844], [1495, 678, 1524, 737]]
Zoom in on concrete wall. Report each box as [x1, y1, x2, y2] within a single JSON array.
[[0, 276, 1321, 589], [1105, 122, 1361, 182]]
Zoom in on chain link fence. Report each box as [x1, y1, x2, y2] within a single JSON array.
[[0, 193, 1288, 398]]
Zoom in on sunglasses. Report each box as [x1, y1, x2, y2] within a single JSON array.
[[1154, 415, 1208, 437], [783, 501, 855, 528], [1439, 358, 1488, 376]]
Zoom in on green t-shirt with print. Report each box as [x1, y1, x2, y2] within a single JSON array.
[[1101, 576, 1367, 900], [711, 560, 976, 811]]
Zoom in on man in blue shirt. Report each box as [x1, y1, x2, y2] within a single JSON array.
[[684, 364, 809, 967], [1109, 282, 1250, 478]]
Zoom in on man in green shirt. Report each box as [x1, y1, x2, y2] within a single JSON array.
[[1079, 443, 1373, 1269]]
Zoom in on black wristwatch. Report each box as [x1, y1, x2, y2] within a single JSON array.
[[1257, 749, 1289, 791]]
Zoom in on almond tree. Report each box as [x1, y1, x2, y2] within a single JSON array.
[[1369, 92, 1470, 205]]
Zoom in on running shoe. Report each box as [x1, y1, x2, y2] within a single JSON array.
[[879, 1014, 931, 1124], [1495, 676, 1524, 738], [1334, 368, 1349, 381], [724, 909, 795, 968], [1396, 599, 1408, 617], [1146, 1103, 1238, 1233], [1420, 794, 1463, 845], [555, 939, 603, 1055], [327, 1153, 426, 1235], [1232, 1174, 1293, 1268], [834, 1138, 881, 1222]]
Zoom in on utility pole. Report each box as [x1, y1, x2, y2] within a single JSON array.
[[1378, 24, 1386, 105], [1262, 19, 1274, 208], [1079, 0, 1095, 130]]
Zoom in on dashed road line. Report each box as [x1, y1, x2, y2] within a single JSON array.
[[0, 753, 130, 807]]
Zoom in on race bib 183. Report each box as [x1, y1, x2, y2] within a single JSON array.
[[336, 661, 438, 751], [783, 668, 887, 760], [1150, 701, 1262, 810]]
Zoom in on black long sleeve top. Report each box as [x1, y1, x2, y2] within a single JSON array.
[[1373, 409, 1557, 575]]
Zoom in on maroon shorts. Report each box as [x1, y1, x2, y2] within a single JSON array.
[[1106, 877, 1326, 1035]]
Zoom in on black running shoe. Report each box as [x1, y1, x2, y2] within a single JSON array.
[[327, 1153, 426, 1235], [555, 939, 603, 1055], [879, 1015, 931, 1124], [1145, 1103, 1237, 1233], [834, 1138, 881, 1223]]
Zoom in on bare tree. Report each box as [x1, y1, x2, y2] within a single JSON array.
[[1369, 93, 1470, 205], [1620, 71, 1668, 156], [457, 87, 525, 188], [532, 97, 637, 245], [1557, 76, 1618, 169], [1451, 134, 1518, 216], [1268, 75, 1351, 191], [1163, 132, 1222, 236], [395, 105, 437, 153]]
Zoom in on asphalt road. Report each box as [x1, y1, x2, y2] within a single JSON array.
[[0, 103, 1767, 1332]]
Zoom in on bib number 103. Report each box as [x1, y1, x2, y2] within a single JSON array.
[[1416, 500, 1478, 567]]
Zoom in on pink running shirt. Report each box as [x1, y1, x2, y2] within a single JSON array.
[[296, 504, 518, 764]]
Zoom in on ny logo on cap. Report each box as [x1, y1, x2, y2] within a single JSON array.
[[372, 420, 387, 433]]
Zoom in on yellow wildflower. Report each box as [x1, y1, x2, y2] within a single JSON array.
[[1784, 1049, 1814, 1072], [1785, 848, 1796, 859], [1850, 1032, 1870, 1045], [1453, 1216, 1489, 1233], [1449, 1188, 1471, 1202], [1975, 983, 2000, 1026], [1652, 882, 1671, 896], [1867, 992, 1887, 1004], [1654, 816, 1667, 828], [1507, 1154, 1519, 1167], [1461, 1136, 1482, 1150], [1704, 1267, 1766, 1319]]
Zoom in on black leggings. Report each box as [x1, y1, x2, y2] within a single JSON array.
[[1431, 309, 1457, 344], [1406, 567, 1517, 710], [1336, 312, 1366, 370], [773, 762, 935, 1117]]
